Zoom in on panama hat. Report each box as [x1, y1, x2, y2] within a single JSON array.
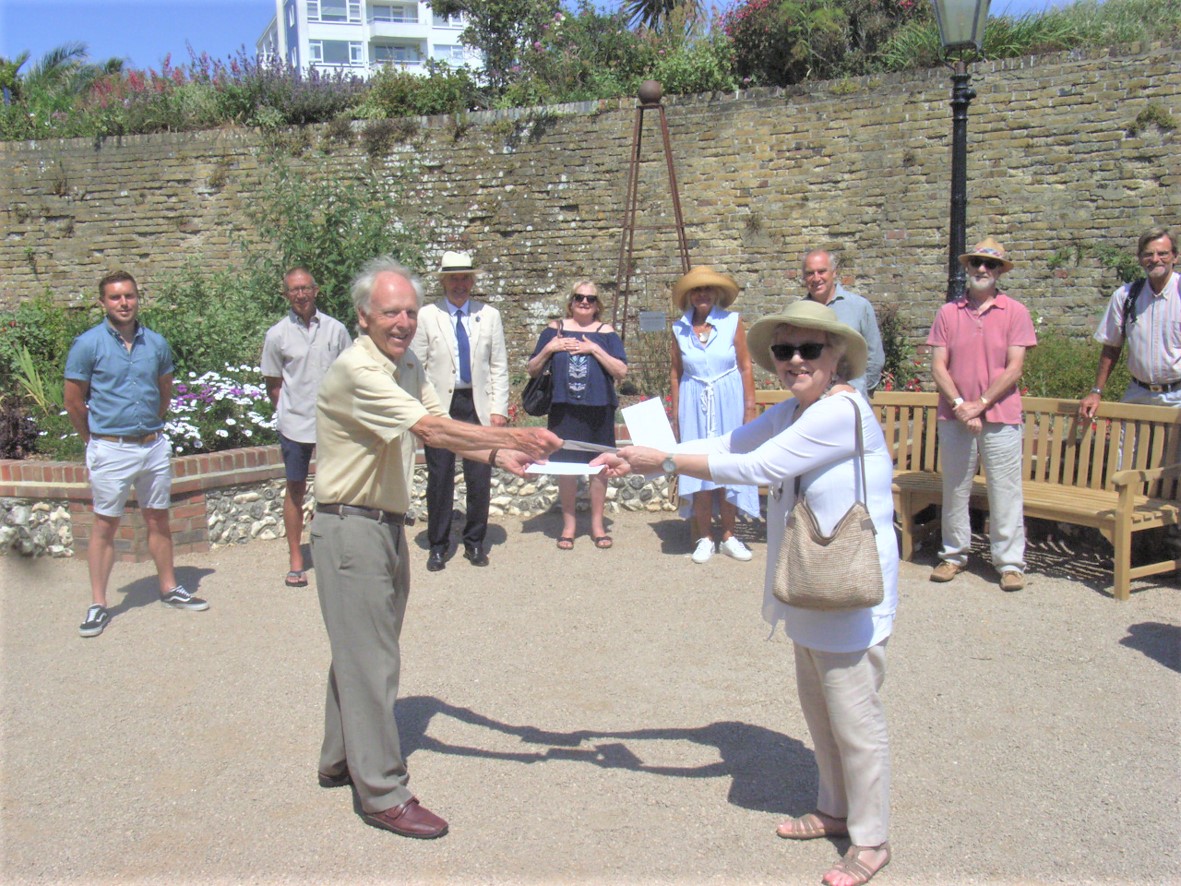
[[671, 266, 739, 311], [437, 251, 477, 275], [958, 237, 1014, 273], [747, 300, 868, 377]]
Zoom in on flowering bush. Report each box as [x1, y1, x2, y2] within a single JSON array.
[[165, 366, 277, 455]]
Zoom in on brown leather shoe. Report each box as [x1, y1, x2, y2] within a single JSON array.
[[999, 571, 1026, 592], [930, 560, 966, 583], [362, 798, 448, 839]]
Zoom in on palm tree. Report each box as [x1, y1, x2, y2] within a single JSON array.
[[623, 0, 702, 32]]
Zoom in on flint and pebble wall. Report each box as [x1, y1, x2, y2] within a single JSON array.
[[0, 442, 676, 559]]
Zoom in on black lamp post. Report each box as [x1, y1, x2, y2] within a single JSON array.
[[932, 0, 990, 301]]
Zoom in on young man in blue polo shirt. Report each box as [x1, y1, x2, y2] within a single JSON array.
[[64, 271, 208, 638]]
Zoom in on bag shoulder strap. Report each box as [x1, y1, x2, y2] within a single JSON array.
[[1121, 278, 1146, 339], [793, 396, 867, 505]]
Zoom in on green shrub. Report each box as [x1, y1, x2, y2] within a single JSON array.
[[1021, 321, 1130, 400]]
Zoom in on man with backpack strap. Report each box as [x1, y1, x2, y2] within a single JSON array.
[[1079, 227, 1180, 419]]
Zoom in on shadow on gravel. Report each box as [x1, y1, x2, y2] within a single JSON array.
[[396, 696, 818, 815], [1120, 622, 1181, 673], [105, 565, 216, 618]]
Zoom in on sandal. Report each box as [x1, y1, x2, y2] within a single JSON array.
[[776, 812, 849, 840], [593, 535, 613, 550], [556, 537, 575, 551], [821, 843, 891, 886], [285, 570, 309, 588]]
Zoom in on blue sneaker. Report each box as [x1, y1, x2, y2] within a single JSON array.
[[79, 605, 110, 638], [160, 586, 209, 611]]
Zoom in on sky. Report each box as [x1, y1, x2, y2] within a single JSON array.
[[1, 0, 1065, 72]]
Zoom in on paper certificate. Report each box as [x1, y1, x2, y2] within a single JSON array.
[[525, 461, 605, 476], [621, 398, 677, 450]]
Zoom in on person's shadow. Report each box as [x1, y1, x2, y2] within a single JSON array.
[[1120, 621, 1181, 673], [104, 565, 216, 621], [389, 695, 818, 816]]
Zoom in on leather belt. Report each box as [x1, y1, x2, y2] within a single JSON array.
[[1132, 376, 1181, 393], [92, 431, 160, 445], [316, 503, 414, 526]]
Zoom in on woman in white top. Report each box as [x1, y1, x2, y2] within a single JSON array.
[[595, 300, 898, 886]]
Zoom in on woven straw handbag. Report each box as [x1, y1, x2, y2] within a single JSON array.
[[772, 398, 884, 611]]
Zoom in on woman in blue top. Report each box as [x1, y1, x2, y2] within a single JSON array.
[[670, 267, 759, 564], [525, 280, 628, 550]]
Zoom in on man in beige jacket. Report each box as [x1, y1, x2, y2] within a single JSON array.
[[410, 251, 510, 571]]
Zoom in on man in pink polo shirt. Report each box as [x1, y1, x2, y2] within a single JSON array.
[[926, 238, 1038, 592]]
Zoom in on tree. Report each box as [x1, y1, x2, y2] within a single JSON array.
[[430, 0, 562, 92], [623, 0, 703, 32]]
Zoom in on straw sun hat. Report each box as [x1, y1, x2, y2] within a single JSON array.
[[671, 266, 739, 312], [958, 236, 1014, 273], [746, 300, 868, 378]]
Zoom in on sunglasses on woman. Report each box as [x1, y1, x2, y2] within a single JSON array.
[[770, 342, 826, 361], [968, 257, 1001, 270], [572, 294, 599, 304]]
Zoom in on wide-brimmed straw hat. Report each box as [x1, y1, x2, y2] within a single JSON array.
[[747, 300, 868, 377], [437, 251, 477, 275], [958, 236, 1014, 273], [671, 266, 739, 311]]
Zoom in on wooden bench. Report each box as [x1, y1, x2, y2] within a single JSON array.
[[754, 389, 1181, 600]]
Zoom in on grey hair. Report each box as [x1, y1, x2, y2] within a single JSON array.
[[803, 248, 839, 272], [350, 256, 424, 315], [1138, 227, 1177, 257]]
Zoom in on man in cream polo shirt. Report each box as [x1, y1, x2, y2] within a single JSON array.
[[261, 267, 351, 588], [310, 257, 559, 840]]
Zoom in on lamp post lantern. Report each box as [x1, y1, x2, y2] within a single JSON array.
[[932, 0, 990, 301]]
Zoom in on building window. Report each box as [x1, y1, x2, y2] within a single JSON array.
[[371, 3, 418, 23], [309, 0, 360, 22], [309, 40, 362, 65], [432, 12, 465, 27], [372, 44, 421, 65], [433, 44, 468, 64]]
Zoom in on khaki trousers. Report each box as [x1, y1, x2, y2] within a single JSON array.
[[311, 511, 413, 814], [794, 640, 890, 846]]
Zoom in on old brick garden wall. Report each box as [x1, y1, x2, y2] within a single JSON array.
[[2, 42, 1179, 364]]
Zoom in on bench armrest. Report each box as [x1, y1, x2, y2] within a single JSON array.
[[1111, 462, 1181, 489]]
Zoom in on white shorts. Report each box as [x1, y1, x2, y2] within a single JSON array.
[[86, 435, 173, 517]]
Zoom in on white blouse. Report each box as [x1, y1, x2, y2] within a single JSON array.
[[681, 391, 899, 653]]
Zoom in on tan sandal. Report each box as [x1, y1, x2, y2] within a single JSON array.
[[776, 811, 849, 840], [821, 842, 891, 886]]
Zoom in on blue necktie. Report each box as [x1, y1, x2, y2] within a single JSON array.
[[456, 309, 471, 384]]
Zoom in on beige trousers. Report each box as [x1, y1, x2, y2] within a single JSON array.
[[793, 640, 890, 846]]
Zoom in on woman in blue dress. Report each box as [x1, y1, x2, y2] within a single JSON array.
[[526, 280, 628, 550], [670, 267, 759, 563]]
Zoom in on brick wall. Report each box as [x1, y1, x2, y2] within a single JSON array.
[[2, 42, 1178, 358]]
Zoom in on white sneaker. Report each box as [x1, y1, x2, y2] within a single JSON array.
[[691, 537, 715, 564], [719, 536, 752, 561]]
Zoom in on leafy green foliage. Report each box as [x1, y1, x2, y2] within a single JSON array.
[[1021, 322, 1130, 401], [880, 0, 1181, 71], [877, 303, 923, 392], [431, 0, 563, 92], [360, 60, 483, 118], [723, 0, 929, 87]]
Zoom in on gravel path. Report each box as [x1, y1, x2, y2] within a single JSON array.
[[2, 510, 1178, 884]]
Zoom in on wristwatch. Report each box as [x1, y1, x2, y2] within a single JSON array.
[[661, 455, 677, 475], [952, 397, 964, 408], [1090, 387, 1103, 395], [979, 393, 991, 407]]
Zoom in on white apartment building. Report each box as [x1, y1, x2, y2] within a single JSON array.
[[256, 0, 482, 78]]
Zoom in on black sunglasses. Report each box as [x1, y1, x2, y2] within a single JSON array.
[[968, 257, 1001, 271], [572, 294, 599, 304], [770, 342, 826, 361]]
